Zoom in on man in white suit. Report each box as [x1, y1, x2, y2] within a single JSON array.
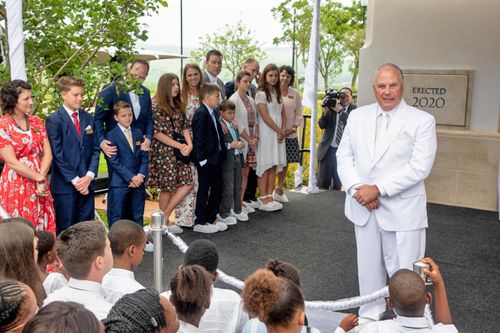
[[336, 63, 437, 321]]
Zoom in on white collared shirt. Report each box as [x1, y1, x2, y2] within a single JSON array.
[[43, 272, 68, 296], [178, 321, 200, 333], [102, 268, 145, 304], [43, 278, 112, 320], [129, 91, 141, 120], [62, 105, 95, 184], [205, 71, 218, 84], [357, 315, 459, 333], [242, 318, 323, 333], [116, 123, 131, 134], [162, 287, 248, 333]]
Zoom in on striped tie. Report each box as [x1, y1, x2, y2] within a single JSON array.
[[334, 110, 345, 146]]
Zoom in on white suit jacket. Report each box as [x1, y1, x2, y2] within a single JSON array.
[[336, 100, 437, 232]]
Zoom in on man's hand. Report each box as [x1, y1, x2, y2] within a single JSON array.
[[141, 136, 151, 151], [365, 198, 381, 212], [75, 176, 92, 195], [101, 140, 117, 157], [420, 257, 444, 286], [339, 314, 358, 332], [354, 184, 381, 206]]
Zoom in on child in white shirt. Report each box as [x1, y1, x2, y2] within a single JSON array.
[[102, 219, 146, 303], [43, 221, 113, 320]]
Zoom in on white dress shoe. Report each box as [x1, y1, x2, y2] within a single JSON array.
[[242, 203, 255, 213], [246, 200, 260, 209], [273, 190, 289, 203], [167, 224, 183, 234], [213, 221, 229, 231]]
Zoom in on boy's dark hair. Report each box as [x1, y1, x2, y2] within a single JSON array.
[[266, 258, 301, 287], [219, 100, 236, 112], [35, 230, 56, 263], [113, 100, 132, 115], [1, 217, 34, 230], [205, 49, 222, 62], [104, 288, 166, 333], [0, 279, 30, 332], [56, 221, 107, 279], [389, 269, 427, 317], [130, 58, 150, 72], [169, 265, 212, 318], [108, 220, 145, 257], [183, 239, 219, 273], [199, 83, 220, 100], [23, 301, 101, 333], [58, 76, 85, 93]]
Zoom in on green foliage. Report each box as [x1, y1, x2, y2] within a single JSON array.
[[272, 0, 366, 89], [12, 0, 168, 116], [191, 20, 267, 77]]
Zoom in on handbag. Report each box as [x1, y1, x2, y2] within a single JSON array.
[[169, 115, 191, 164]]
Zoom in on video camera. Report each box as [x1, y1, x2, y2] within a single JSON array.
[[321, 89, 345, 108]]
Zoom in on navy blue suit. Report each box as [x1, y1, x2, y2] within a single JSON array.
[[94, 81, 154, 145], [46, 107, 100, 233], [192, 104, 226, 224], [105, 125, 148, 226]]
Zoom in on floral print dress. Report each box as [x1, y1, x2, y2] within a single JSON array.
[[0, 115, 55, 233]]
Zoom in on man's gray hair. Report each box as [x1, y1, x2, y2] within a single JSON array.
[[373, 63, 405, 83]]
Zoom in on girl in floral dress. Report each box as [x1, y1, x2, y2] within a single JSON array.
[[147, 73, 193, 233], [0, 80, 55, 233]]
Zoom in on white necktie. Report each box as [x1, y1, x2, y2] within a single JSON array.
[[375, 113, 390, 156]]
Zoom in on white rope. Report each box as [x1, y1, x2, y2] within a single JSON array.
[[162, 229, 389, 311], [6, 0, 27, 80]]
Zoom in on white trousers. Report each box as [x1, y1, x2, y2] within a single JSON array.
[[355, 213, 426, 320]]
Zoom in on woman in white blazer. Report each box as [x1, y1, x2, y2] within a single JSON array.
[[229, 70, 259, 214]]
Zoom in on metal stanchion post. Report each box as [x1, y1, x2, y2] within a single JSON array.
[[151, 210, 165, 292]]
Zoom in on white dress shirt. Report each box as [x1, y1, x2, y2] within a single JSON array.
[[63, 104, 95, 184], [241, 318, 323, 333], [43, 278, 112, 320], [162, 287, 248, 333], [357, 315, 459, 333], [102, 268, 145, 304], [129, 91, 141, 120], [43, 272, 68, 296], [178, 321, 200, 333]]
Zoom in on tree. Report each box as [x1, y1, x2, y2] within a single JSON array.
[[191, 20, 266, 78], [271, 0, 312, 76], [0, 0, 168, 116], [341, 1, 367, 89]]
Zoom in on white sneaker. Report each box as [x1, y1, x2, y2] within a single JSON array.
[[216, 214, 237, 225], [167, 224, 183, 234], [246, 200, 260, 209], [231, 209, 249, 221], [258, 200, 281, 212], [242, 205, 255, 214], [273, 190, 289, 203], [193, 224, 219, 234], [144, 242, 154, 253], [213, 221, 228, 231]]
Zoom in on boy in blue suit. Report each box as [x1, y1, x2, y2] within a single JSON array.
[[94, 59, 153, 158], [105, 101, 148, 226], [46, 76, 100, 233]]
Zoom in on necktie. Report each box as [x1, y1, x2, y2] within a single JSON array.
[[124, 128, 134, 151], [71, 112, 80, 136], [210, 111, 221, 150], [334, 111, 345, 146], [227, 122, 241, 155]]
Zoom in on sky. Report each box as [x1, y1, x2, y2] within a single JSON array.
[[141, 0, 353, 50]]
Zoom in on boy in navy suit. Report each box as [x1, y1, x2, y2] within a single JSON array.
[[46, 76, 100, 234], [105, 101, 148, 227], [191, 84, 228, 234]]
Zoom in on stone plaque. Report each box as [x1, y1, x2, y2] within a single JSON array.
[[402, 69, 473, 127]]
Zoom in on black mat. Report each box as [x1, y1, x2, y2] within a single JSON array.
[[136, 190, 500, 333]]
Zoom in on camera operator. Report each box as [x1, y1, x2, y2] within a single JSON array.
[[317, 87, 356, 190]]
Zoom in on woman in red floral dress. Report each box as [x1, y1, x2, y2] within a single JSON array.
[[0, 80, 55, 233]]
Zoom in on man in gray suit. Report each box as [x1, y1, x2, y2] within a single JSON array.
[[202, 49, 226, 100], [317, 87, 356, 190]]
